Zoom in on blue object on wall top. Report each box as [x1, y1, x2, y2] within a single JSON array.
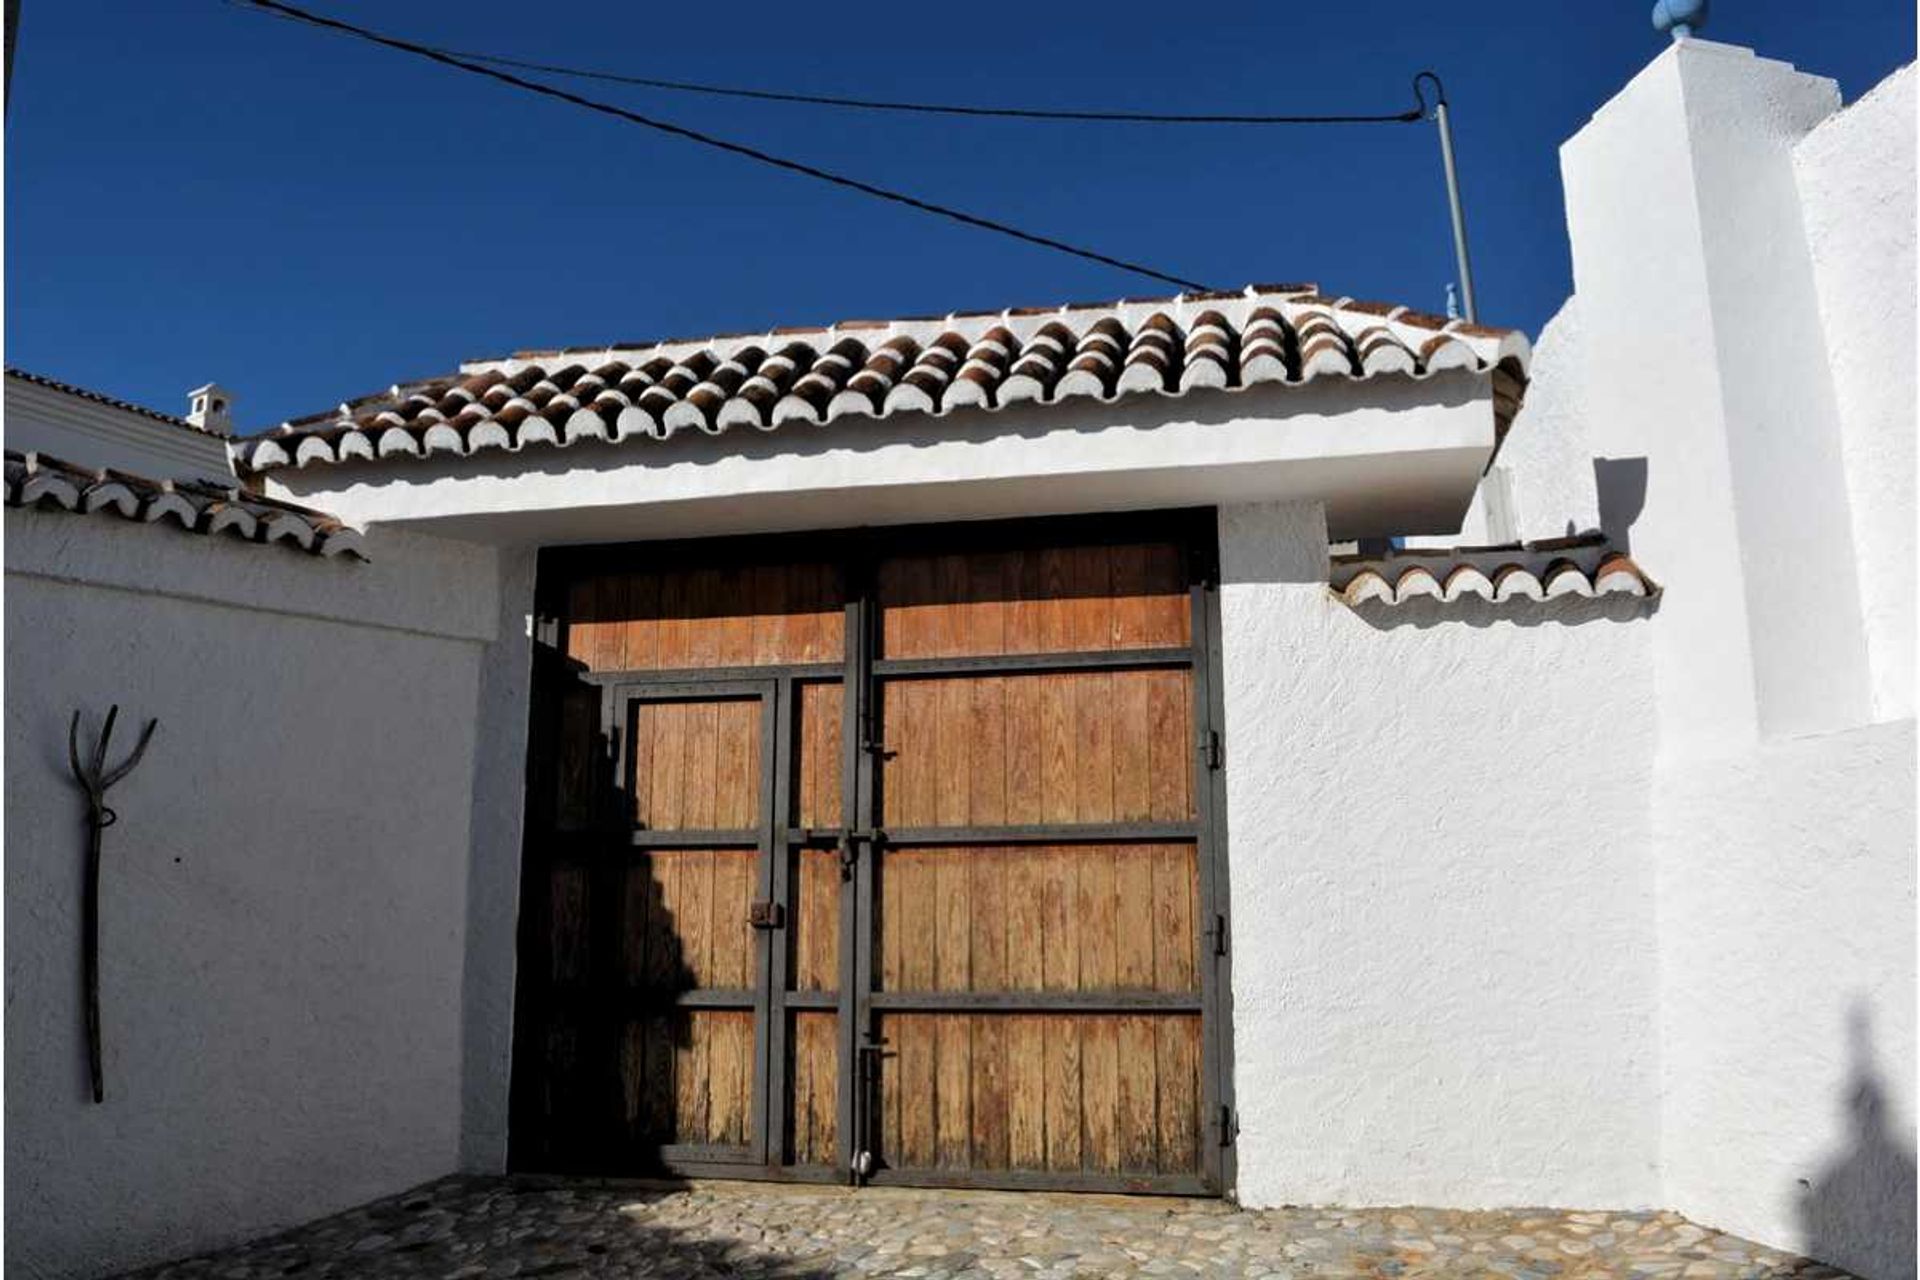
[[1652, 0, 1709, 39]]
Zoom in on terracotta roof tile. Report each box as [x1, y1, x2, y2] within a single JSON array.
[[238, 284, 1530, 473], [5, 450, 367, 559], [1329, 539, 1657, 609]]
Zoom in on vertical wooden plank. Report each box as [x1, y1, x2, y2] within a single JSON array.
[[649, 702, 685, 830], [899, 1014, 936, 1167], [549, 865, 589, 983], [1078, 848, 1120, 1175], [1040, 675, 1075, 825], [1043, 1016, 1083, 1172], [797, 683, 820, 828], [706, 1011, 747, 1145], [794, 849, 838, 991], [750, 563, 788, 665], [1115, 844, 1157, 990], [970, 1013, 1009, 1171], [1004, 549, 1042, 656], [710, 850, 754, 990], [934, 849, 972, 1168], [1007, 1013, 1045, 1171], [596, 574, 631, 672], [1040, 846, 1082, 1170], [904, 682, 937, 829], [629, 701, 655, 829], [622, 862, 652, 984], [657, 570, 692, 669], [1037, 547, 1075, 653], [899, 851, 936, 992], [1152, 844, 1198, 994], [820, 562, 847, 661], [967, 550, 1010, 657], [1109, 544, 1150, 649], [1112, 673, 1153, 822], [674, 1007, 708, 1144], [682, 698, 719, 830], [625, 572, 661, 672], [712, 699, 756, 829], [1070, 545, 1114, 651], [708, 566, 749, 667], [791, 1012, 838, 1164], [1141, 541, 1190, 647], [647, 852, 683, 991], [930, 554, 967, 656], [643, 1013, 674, 1141], [1116, 1016, 1159, 1173], [684, 567, 723, 670], [876, 557, 907, 659], [565, 578, 600, 669], [1074, 672, 1116, 823], [681, 850, 715, 988], [935, 678, 971, 826], [1146, 671, 1193, 822], [970, 850, 1009, 1170], [968, 677, 1008, 826], [1004, 673, 1042, 825], [1156, 1015, 1200, 1175]]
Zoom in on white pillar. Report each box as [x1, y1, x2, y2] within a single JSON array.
[[1561, 40, 1869, 753]]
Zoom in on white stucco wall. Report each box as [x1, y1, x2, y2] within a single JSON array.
[[1555, 44, 1916, 1280], [5, 377, 234, 485], [1657, 719, 1916, 1280], [1793, 64, 1917, 724], [1217, 500, 1661, 1211], [4, 510, 510, 1280]]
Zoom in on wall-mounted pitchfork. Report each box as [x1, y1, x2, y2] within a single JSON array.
[[67, 705, 158, 1103]]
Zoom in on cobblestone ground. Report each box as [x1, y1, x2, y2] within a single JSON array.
[[121, 1176, 1857, 1280]]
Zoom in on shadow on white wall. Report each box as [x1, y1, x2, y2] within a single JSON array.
[[1798, 1002, 1916, 1280]]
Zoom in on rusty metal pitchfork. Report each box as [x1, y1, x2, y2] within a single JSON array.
[[67, 705, 158, 1103]]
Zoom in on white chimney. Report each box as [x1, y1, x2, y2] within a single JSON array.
[[186, 383, 234, 435]]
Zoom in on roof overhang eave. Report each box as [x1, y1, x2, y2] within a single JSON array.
[[260, 372, 1500, 547]]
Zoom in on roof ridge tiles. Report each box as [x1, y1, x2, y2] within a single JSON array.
[[241, 283, 1530, 472]]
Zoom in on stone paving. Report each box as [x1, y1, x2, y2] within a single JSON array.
[[120, 1176, 1857, 1280]]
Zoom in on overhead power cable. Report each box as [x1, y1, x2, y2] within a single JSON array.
[[431, 50, 1426, 127], [235, 0, 1216, 292]]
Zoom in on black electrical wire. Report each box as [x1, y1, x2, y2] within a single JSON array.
[[235, 0, 1217, 292], [436, 50, 1427, 127]]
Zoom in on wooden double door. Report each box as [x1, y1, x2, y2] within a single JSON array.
[[511, 512, 1234, 1194]]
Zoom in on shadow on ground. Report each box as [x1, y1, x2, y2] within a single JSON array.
[[121, 1178, 841, 1280]]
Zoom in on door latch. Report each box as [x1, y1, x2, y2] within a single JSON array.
[[837, 828, 886, 880], [748, 901, 786, 929]]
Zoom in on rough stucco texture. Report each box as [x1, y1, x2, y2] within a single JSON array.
[[1657, 718, 1917, 1280], [1793, 63, 1917, 724], [4, 512, 502, 1280], [1216, 501, 1661, 1212]]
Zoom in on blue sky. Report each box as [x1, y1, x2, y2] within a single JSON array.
[[6, 1, 1912, 432]]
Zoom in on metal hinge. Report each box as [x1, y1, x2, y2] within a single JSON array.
[[1201, 730, 1223, 771], [1217, 1104, 1238, 1147], [1205, 912, 1228, 957]]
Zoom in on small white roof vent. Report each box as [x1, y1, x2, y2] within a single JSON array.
[[186, 382, 234, 435]]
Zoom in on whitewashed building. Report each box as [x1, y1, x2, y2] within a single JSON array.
[[5, 35, 1913, 1280]]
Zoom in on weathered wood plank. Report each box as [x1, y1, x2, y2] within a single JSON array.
[[790, 1011, 837, 1164], [794, 848, 838, 992], [1156, 1014, 1200, 1174], [1116, 1015, 1159, 1173]]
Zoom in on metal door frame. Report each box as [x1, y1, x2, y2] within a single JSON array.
[[510, 509, 1237, 1194]]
